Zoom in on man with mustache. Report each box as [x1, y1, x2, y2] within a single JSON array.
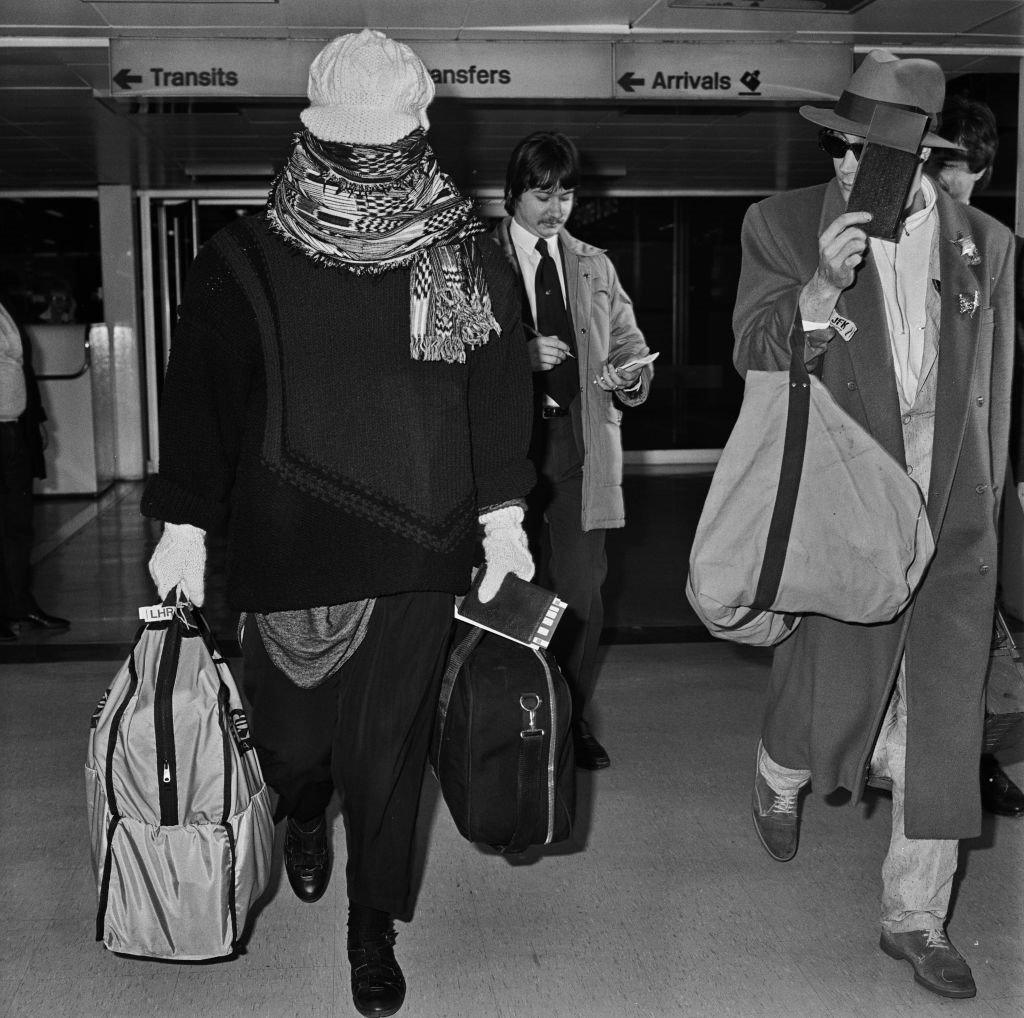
[[493, 132, 654, 771], [734, 50, 1018, 998]]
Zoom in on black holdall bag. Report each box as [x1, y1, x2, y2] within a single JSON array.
[[431, 623, 575, 854]]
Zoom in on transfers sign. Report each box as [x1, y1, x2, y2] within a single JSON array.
[[107, 39, 610, 99]]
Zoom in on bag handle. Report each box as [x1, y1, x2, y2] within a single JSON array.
[[720, 326, 811, 631]]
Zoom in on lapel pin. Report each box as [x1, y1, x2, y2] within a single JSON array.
[[957, 290, 980, 318], [952, 233, 981, 266]]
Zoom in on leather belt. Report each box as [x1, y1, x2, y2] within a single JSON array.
[[541, 405, 570, 419]]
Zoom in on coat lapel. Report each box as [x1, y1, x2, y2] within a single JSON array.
[[818, 182, 906, 463], [926, 191, 984, 534]]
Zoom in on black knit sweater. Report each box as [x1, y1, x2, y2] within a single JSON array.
[[141, 215, 534, 612]]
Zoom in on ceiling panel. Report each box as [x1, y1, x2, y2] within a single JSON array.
[[0, 0, 1021, 192]]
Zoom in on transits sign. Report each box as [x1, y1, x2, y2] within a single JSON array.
[[108, 40, 609, 100], [108, 39, 849, 103]]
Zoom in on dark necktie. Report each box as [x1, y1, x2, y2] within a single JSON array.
[[533, 238, 578, 407]]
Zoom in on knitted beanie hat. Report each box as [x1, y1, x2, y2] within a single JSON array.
[[300, 29, 435, 145]]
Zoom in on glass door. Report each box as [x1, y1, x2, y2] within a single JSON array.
[[141, 194, 263, 469]]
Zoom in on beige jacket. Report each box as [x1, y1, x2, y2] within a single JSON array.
[[494, 217, 652, 530]]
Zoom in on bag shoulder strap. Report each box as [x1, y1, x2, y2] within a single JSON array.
[[721, 326, 811, 633], [503, 717, 546, 856]]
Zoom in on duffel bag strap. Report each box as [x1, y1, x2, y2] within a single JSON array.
[[503, 720, 546, 856], [719, 324, 810, 633], [432, 625, 485, 763]]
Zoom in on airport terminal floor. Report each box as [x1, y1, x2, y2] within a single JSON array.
[[1, 475, 1021, 1018]]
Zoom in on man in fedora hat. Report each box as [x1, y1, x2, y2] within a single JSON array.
[[734, 49, 1018, 998], [142, 29, 535, 1017]]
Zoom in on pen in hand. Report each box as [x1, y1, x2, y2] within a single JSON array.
[[523, 322, 575, 358]]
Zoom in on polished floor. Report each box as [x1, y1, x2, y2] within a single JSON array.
[[0, 477, 1021, 1018]]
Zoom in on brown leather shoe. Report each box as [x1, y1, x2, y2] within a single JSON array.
[[879, 928, 976, 999]]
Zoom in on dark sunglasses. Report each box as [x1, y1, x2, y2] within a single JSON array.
[[818, 130, 864, 161]]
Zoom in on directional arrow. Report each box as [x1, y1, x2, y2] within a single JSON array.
[[617, 71, 645, 93], [113, 68, 143, 90]]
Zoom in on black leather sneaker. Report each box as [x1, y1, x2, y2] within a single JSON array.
[[283, 815, 331, 903], [347, 906, 406, 1018]]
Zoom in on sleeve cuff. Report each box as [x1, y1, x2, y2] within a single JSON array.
[[140, 474, 228, 533]]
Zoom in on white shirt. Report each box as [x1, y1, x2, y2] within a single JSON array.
[[801, 176, 938, 408], [509, 217, 567, 324], [870, 174, 938, 408]]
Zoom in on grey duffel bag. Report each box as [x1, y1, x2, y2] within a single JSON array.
[[85, 600, 274, 960]]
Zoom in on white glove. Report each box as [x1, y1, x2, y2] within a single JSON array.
[[478, 504, 534, 603], [148, 522, 207, 607]]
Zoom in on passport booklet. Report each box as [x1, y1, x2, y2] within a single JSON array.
[[454, 571, 568, 649]]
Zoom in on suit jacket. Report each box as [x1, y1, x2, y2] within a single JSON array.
[[733, 179, 1017, 838], [493, 217, 652, 531]]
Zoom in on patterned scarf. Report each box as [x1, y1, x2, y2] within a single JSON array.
[[267, 129, 498, 362]]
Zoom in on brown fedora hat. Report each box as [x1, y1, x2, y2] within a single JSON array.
[[800, 49, 961, 150]]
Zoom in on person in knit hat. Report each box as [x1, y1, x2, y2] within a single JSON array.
[[142, 29, 534, 1018], [735, 50, 1018, 999]]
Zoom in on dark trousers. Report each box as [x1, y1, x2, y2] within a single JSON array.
[[528, 405, 608, 722], [241, 591, 453, 918], [0, 421, 35, 619]]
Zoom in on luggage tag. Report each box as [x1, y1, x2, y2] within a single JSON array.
[[138, 590, 198, 628]]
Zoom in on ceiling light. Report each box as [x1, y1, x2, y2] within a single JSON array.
[[667, 1, 877, 11], [185, 162, 275, 178]]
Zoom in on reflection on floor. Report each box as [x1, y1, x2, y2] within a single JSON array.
[[7, 475, 717, 660], [0, 479, 1020, 1017]]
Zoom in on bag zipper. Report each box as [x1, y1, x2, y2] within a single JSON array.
[[533, 648, 558, 844], [154, 619, 183, 826]]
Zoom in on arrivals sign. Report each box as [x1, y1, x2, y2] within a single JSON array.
[[108, 39, 849, 102], [613, 43, 850, 101]]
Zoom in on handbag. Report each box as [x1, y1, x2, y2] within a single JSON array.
[[431, 623, 575, 854], [85, 600, 274, 960], [686, 326, 935, 646]]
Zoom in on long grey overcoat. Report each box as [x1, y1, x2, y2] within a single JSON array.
[[733, 179, 1017, 839]]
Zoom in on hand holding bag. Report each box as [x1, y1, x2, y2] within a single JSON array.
[[686, 325, 935, 646]]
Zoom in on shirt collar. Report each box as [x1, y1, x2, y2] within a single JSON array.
[[902, 174, 937, 236], [510, 217, 556, 258]]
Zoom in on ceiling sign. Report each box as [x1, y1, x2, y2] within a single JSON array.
[[612, 43, 851, 101], [108, 39, 850, 103], [107, 39, 610, 99]]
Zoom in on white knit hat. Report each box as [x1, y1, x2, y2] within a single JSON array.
[[300, 30, 435, 145]]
